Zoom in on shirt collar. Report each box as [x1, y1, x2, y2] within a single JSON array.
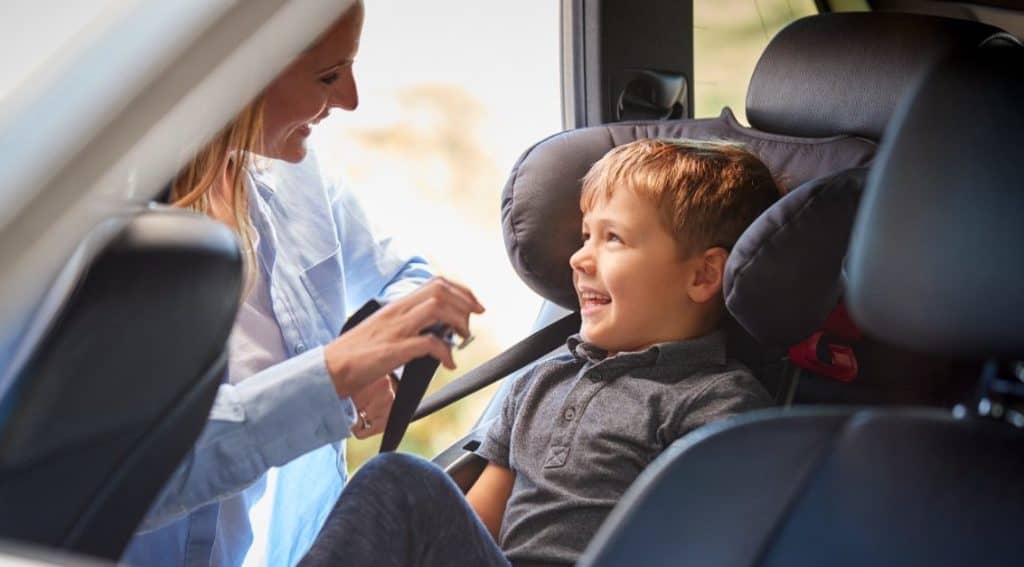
[[567, 330, 728, 381], [247, 161, 277, 204]]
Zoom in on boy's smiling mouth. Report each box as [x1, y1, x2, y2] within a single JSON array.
[[577, 286, 611, 316]]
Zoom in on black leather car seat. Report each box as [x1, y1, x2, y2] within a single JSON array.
[[0, 207, 241, 559], [578, 45, 1024, 567]]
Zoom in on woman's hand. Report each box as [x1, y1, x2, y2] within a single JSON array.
[[324, 276, 485, 399], [348, 373, 397, 439]]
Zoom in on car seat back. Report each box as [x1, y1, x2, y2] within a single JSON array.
[[0, 207, 241, 559], [712, 12, 1017, 405]]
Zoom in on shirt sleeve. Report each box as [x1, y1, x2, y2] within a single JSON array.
[[135, 346, 356, 532], [476, 396, 514, 468], [328, 177, 432, 309], [476, 371, 531, 468], [672, 369, 773, 441]]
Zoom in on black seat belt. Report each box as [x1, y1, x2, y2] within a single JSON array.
[[336, 300, 580, 453], [411, 312, 581, 422]]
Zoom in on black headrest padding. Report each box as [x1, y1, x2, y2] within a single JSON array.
[[502, 110, 874, 309], [725, 168, 866, 348], [848, 47, 1024, 359], [747, 13, 1013, 140]]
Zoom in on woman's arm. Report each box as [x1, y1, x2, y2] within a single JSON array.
[[465, 463, 516, 541], [137, 346, 354, 532]]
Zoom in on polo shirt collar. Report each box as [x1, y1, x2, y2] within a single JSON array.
[[567, 330, 728, 381]]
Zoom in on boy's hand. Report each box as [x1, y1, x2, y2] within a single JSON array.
[[349, 374, 398, 439]]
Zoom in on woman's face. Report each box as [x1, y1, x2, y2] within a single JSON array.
[[260, 1, 364, 162]]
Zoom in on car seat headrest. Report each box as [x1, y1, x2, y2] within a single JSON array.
[[724, 168, 866, 348], [502, 111, 875, 309], [747, 12, 1016, 140], [848, 47, 1024, 359]]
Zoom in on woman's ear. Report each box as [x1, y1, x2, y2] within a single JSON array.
[[687, 247, 728, 304]]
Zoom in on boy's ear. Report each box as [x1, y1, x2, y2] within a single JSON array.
[[687, 247, 728, 304]]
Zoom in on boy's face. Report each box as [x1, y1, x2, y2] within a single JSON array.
[[570, 189, 707, 353]]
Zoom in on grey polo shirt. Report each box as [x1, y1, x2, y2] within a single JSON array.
[[476, 330, 771, 566]]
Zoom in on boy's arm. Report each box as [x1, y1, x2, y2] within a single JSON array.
[[465, 463, 516, 541]]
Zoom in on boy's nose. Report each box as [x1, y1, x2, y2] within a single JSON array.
[[569, 246, 595, 274]]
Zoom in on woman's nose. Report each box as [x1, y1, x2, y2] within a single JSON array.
[[332, 67, 359, 111]]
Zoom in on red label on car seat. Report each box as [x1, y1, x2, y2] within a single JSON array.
[[788, 303, 860, 382]]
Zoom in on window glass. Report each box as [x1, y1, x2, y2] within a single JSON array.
[[693, 0, 818, 123], [311, 1, 561, 468]]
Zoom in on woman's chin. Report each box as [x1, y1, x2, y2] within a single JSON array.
[[277, 144, 307, 163], [258, 139, 307, 163]]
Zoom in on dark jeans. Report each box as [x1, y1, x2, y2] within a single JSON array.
[[299, 452, 511, 567]]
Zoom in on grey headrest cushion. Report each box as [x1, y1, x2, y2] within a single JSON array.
[[848, 47, 1024, 358], [502, 109, 875, 309], [725, 168, 866, 347], [747, 12, 1013, 139]]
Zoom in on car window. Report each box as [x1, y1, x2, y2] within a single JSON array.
[[694, 0, 818, 123], [310, 0, 560, 468]]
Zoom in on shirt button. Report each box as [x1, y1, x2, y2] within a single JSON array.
[[564, 407, 577, 421], [295, 343, 307, 353]]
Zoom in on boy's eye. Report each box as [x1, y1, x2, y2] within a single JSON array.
[[320, 72, 339, 85], [581, 232, 591, 242], [607, 232, 622, 243]]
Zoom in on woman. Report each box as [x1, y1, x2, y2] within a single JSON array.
[[123, 2, 484, 565]]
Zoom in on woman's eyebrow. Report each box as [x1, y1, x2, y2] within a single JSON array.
[[316, 59, 353, 74]]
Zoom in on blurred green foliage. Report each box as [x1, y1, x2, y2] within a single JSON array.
[[694, 0, 818, 122]]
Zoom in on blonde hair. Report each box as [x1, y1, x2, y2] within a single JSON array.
[[170, 97, 265, 288], [581, 138, 780, 255]]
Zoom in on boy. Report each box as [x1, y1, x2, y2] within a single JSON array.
[[300, 139, 780, 566]]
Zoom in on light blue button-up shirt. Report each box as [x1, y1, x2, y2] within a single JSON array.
[[122, 152, 431, 566]]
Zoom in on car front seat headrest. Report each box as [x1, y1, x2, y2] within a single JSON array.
[[848, 47, 1024, 359], [747, 12, 1016, 140]]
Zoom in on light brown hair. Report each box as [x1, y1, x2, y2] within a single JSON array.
[[580, 138, 780, 255], [170, 97, 265, 285]]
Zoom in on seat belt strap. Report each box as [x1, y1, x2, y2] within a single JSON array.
[[410, 312, 581, 422], [383, 312, 579, 452], [336, 301, 579, 453]]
